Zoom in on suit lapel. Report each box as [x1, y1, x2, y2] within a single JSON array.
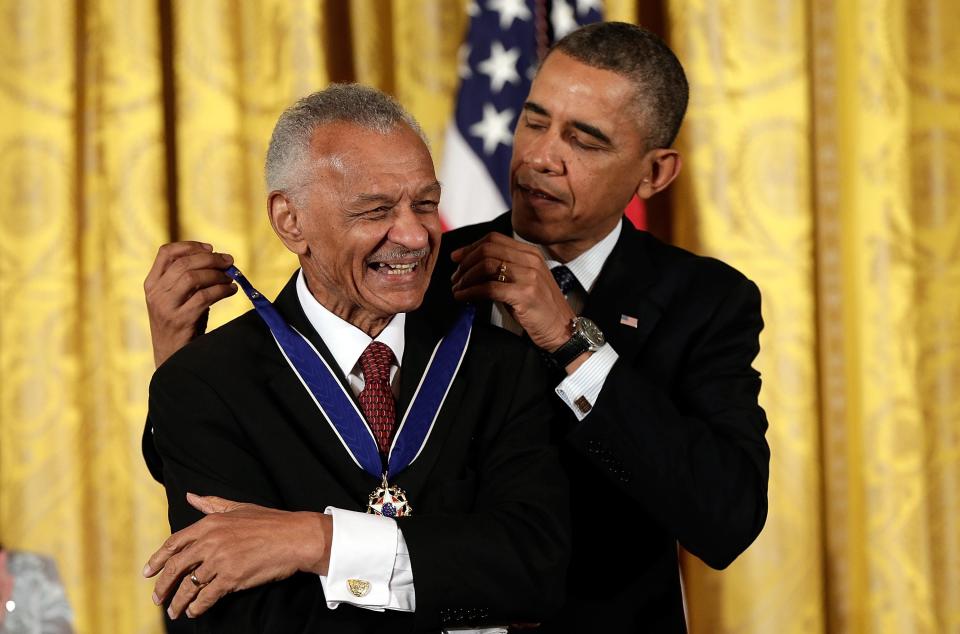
[[266, 273, 380, 500], [583, 221, 663, 361], [391, 303, 468, 498]]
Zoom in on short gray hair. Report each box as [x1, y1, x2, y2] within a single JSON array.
[[264, 83, 428, 194]]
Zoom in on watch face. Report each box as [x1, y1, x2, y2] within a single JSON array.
[[574, 317, 605, 348]]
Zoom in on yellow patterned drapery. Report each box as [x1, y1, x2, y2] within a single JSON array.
[[670, 1, 960, 633], [0, 1, 955, 633]]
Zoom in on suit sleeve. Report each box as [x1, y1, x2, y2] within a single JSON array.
[[401, 343, 571, 631], [568, 275, 769, 570], [148, 361, 329, 633]]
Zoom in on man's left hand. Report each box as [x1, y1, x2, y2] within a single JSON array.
[[451, 233, 575, 353], [143, 493, 331, 620]]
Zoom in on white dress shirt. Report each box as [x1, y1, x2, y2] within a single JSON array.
[[296, 272, 415, 612], [492, 223, 622, 421], [296, 273, 504, 633]]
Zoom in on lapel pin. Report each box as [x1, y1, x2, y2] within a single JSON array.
[[620, 314, 639, 328]]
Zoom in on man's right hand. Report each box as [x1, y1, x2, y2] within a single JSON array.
[[143, 493, 332, 621], [144, 242, 237, 367]]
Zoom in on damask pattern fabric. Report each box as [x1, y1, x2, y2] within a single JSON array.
[[669, 1, 960, 632]]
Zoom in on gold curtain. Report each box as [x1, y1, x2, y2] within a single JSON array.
[[669, 1, 960, 633]]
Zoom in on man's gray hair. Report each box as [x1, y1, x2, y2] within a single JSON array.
[[265, 83, 428, 195]]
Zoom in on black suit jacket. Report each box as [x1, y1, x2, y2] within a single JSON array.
[[144, 273, 570, 633], [430, 212, 770, 633]]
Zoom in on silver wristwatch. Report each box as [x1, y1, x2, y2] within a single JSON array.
[[549, 316, 605, 369]]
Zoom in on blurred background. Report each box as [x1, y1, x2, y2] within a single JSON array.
[[0, 1, 957, 632]]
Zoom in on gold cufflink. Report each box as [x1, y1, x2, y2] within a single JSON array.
[[347, 578, 371, 597]]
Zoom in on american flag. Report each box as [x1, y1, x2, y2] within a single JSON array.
[[439, 0, 608, 229]]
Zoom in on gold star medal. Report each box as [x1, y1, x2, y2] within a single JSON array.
[[367, 474, 412, 518]]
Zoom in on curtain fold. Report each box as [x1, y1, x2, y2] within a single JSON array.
[[172, 0, 329, 323], [0, 1, 169, 632], [671, 0, 960, 632]]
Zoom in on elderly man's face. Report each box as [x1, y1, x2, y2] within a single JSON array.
[[289, 122, 441, 331], [509, 51, 650, 258]]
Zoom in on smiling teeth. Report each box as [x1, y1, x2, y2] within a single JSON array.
[[378, 262, 418, 274]]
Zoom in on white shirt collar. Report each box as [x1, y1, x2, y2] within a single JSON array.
[[515, 220, 622, 293], [295, 270, 405, 379]]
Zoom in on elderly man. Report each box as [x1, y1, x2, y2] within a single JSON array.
[[146, 22, 769, 633], [142, 84, 569, 632]]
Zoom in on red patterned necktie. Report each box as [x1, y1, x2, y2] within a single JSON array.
[[358, 342, 397, 456]]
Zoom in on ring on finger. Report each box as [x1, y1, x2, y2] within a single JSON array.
[[496, 262, 508, 283], [190, 573, 207, 588]]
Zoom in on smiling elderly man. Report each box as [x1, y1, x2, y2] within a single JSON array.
[[141, 84, 569, 633]]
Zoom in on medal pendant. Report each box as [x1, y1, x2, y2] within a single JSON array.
[[367, 474, 412, 518]]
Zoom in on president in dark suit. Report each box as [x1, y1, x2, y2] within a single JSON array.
[[141, 84, 569, 633], [440, 24, 769, 632], [143, 22, 769, 634]]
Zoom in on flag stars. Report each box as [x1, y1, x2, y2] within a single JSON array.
[[551, 0, 578, 39], [478, 41, 521, 93], [469, 103, 514, 155], [576, 0, 602, 15], [458, 44, 472, 79], [487, 0, 532, 29]]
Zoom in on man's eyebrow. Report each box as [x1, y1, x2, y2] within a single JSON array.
[[355, 180, 441, 203], [523, 101, 549, 117], [523, 101, 613, 146], [355, 192, 397, 204], [571, 121, 612, 145], [417, 181, 442, 197]]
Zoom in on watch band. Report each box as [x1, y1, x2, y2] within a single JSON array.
[[550, 334, 591, 369]]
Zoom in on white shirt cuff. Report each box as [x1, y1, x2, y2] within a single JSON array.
[[319, 507, 415, 611], [554, 343, 618, 421]]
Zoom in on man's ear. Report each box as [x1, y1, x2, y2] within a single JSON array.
[[268, 191, 308, 255], [636, 148, 682, 200]]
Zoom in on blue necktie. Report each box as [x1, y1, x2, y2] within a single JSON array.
[[551, 265, 579, 295]]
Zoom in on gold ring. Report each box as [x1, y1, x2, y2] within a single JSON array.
[[190, 573, 206, 587], [496, 262, 508, 283]]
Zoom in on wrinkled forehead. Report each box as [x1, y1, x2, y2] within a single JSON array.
[[306, 122, 438, 196], [309, 121, 432, 168]]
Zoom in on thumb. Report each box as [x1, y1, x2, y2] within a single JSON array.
[[186, 492, 241, 514]]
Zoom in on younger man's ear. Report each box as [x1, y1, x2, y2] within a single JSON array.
[[637, 148, 682, 200]]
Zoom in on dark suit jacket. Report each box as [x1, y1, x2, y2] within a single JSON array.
[[144, 273, 570, 633], [430, 212, 770, 633]]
